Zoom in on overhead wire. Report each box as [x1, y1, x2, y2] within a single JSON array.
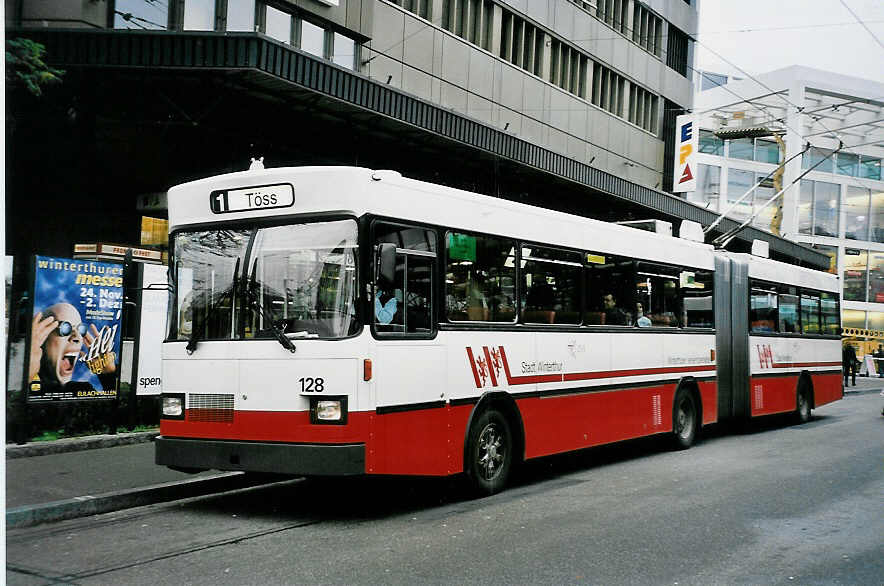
[[837, 0, 884, 52]]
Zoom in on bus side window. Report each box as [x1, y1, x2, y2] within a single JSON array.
[[800, 291, 821, 334], [778, 285, 799, 333], [683, 270, 714, 328], [521, 245, 581, 324], [750, 282, 778, 333], [446, 232, 515, 323], [584, 253, 635, 326], [636, 262, 681, 327], [820, 292, 839, 336]]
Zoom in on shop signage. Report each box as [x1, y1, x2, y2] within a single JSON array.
[[673, 114, 698, 193]]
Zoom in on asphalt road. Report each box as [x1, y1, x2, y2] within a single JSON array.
[[7, 392, 883, 585]]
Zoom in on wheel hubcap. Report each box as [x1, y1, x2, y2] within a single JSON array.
[[677, 401, 693, 439], [477, 423, 505, 481]]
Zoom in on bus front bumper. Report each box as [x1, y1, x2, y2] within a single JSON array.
[[155, 437, 366, 476]]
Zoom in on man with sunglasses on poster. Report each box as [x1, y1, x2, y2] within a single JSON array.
[[29, 302, 116, 396]]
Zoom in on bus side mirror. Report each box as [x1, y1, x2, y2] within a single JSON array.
[[376, 243, 396, 289]]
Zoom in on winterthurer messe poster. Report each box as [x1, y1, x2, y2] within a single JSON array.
[[27, 256, 124, 402]]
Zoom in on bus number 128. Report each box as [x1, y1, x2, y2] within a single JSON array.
[[299, 377, 324, 393]]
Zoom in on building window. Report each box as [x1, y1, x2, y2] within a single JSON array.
[[699, 71, 727, 91], [226, 0, 256, 31], [183, 0, 216, 30], [845, 185, 871, 241], [596, 0, 629, 35], [627, 84, 658, 133], [726, 168, 754, 220], [333, 33, 357, 69], [871, 189, 884, 243], [688, 163, 720, 209], [265, 4, 293, 44], [632, 3, 662, 57], [592, 63, 625, 117], [550, 40, 587, 97], [860, 156, 881, 180], [114, 0, 169, 29], [498, 7, 542, 74], [870, 252, 884, 304], [836, 152, 860, 177], [798, 180, 839, 237], [843, 249, 868, 302], [699, 130, 723, 155], [445, 0, 494, 51], [751, 173, 776, 232], [728, 137, 754, 161], [300, 19, 325, 55], [666, 24, 690, 78], [803, 146, 835, 173], [755, 139, 779, 164], [389, 0, 432, 20]]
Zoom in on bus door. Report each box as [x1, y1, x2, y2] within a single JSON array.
[[714, 253, 750, 419], [371, 222, 447, 475]]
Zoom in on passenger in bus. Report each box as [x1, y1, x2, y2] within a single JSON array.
[[635, 303, 651, 327], [603, 293, 630, 325], [374, 289, 399, 325], [466, 282, 488, 321]]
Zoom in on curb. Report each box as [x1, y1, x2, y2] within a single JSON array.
[[6, 430, 159, 459], [6, 472, 274, 529]]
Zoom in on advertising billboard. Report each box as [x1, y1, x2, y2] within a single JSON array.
[[27, 256, 124, 402]]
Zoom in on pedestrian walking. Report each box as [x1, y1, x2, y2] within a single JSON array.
[[842, 343, 858, 387], [875, 344, 884, 378]]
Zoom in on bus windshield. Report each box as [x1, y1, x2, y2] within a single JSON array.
[[171, 219, 359, 342]]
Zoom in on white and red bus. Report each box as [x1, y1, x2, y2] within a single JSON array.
[[156, 165, 842, 495]]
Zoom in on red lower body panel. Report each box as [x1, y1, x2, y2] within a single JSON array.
[[160, 380, 720, 476], [749, 372, 842, 416]]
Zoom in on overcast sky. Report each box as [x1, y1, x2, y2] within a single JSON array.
[[696, 0, 884, 83]]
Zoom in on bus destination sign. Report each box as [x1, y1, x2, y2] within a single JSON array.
[[209, 183, 295, 214]]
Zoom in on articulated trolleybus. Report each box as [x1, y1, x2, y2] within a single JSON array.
[[157, 165, 842, 495]]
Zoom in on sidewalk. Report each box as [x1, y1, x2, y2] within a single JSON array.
[[5, 431, 274, 529], [6, 380, 883, 529]]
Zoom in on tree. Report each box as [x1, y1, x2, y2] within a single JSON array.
[[6, 38, 64, 96]]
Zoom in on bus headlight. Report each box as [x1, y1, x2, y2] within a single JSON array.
[[162, 394, 184, 418], [317, 400, 342, 420], [310, 396, 348, 424]]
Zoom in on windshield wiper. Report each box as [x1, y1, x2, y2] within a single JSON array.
[[186, 257, 240, 355], [243, 260, 297, 354]]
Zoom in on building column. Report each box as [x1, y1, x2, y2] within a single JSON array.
[[781, 80, 806, 238]]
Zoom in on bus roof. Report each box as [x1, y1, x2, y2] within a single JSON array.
[[167, 165, 716, 269]]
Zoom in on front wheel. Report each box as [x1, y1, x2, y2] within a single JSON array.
[[671, 390, 697, 450], [465, 409, 513, 496], [795, 385, 812, 424]]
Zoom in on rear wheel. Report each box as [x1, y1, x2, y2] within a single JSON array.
[[465, 409, 513, 496], [672, 390, 697, 450]]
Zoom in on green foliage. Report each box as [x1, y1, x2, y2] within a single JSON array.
[[6, 38, 64, 96]]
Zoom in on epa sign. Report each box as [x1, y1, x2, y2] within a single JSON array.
[[673, 115, 698, 193]]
